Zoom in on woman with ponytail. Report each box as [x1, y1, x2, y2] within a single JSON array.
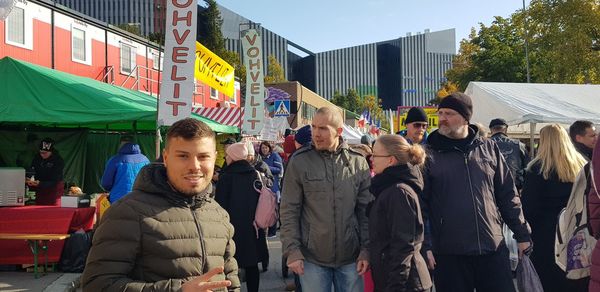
[[368, 134, 432, 291]]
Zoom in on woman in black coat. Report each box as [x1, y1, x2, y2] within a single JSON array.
[[215, 142, 262, 292], [522, 124, 588, 292], [368, 134, 432, 292]]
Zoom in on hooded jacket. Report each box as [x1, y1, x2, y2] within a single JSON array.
[[368, 164, 432, 291], [280, 139, 373, 268], [82, 164, 240, 292], [101, 143, 150, 203], [423, 125, 530, 255]]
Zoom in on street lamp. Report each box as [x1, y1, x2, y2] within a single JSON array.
[[523, 0, 531, 83]]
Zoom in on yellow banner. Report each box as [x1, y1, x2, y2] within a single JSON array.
[[396, 108, 439, 132], [194, 41, 235, 98]]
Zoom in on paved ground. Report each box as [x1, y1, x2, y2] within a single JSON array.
[[0, 235, 294, 292]]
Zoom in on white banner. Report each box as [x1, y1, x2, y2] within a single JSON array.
[[241, 29, 265, 135], [157, 0, 197, 126]]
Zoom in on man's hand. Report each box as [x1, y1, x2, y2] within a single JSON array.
[[518, 241, 532, 258], [181, 267, 231, 292], [288, 260, 304, 275], [426, 250, 436, 270], [356, 260, 369, 275]]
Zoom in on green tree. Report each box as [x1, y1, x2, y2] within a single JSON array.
[[446, 0, 600, 87], [264, 55, 286, 83], [148, 32, 165, 45], [197, 0, 245, 82], [429, 81, 459, 105], [197, 0, 226, 54], [329, 89, 362, 113], [116, 23, 142, 36]]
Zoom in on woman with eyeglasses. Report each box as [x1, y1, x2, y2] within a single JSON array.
[[368, 134, 432, 291]]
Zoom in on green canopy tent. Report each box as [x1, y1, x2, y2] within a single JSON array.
[[0, 56, 238, 192], [0, 56, 238, 133]]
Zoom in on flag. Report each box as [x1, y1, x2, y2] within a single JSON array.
[[358, 110, 368, 128]]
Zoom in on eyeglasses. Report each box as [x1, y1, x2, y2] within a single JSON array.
[[412, 123, 428, 129], [371, 154, 392, 158]]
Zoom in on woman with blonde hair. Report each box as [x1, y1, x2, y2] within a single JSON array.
[[368, 134, 432, 291], [522, 124, 588, 292]]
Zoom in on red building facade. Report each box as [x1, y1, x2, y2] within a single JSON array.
[[0, 0, 239, 108]]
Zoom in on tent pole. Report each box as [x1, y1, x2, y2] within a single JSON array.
[[529, 122, 536, 158], [155, 128, 161, 160]]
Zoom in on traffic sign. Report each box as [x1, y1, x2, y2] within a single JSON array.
[[274, 100, 290, 117]]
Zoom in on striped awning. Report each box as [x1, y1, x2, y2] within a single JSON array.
[[192, 107, 242, 127]]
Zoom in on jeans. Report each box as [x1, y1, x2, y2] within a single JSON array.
[[299, 261, 363, 292]]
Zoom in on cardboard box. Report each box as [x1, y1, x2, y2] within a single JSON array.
[[61, 195, 91, 208]]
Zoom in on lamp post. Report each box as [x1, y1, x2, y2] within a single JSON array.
[[523, 0, 531, 83]]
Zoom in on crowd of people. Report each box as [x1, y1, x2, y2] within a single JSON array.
[[67, 91, 600, 292]]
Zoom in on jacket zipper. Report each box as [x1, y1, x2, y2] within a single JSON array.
[[463, 151, 482, 254], [191, 208, 208, 273]]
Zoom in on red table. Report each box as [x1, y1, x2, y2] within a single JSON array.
[[0, 206, 95, 265]]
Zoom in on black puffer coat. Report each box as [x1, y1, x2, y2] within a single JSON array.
[[368, 164, 432, 291]]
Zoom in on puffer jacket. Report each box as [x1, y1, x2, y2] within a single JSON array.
[[101, 143, 150, 203], [490, 133, 529, 189], [368, 164, 432, 291], [82, 164, 240, 292], [280, 139, 373, 268], [424, 125, 530, 256]]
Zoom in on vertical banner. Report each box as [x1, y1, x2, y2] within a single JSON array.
[[157, 0, 197, 126], [241, 29, 265, 135]]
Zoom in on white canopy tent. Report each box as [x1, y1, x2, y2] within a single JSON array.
[[465, 82, 600, 154], [342, 124, 364, 145]]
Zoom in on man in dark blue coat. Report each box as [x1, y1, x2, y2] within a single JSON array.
[[101, 136, 150, 203]]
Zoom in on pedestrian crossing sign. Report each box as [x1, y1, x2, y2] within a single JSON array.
[[274, 100, 290, 117]]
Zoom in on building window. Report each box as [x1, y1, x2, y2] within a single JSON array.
[[152, 53, 160, 70], [5, 4, 32, 50], [210, 87, 219, 100], [72, 28, 86, 62], [6, 7, 24, 45], [120, 43, 136, 74]]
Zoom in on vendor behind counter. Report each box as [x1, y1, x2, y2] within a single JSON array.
[[26, 137, 65, 206]]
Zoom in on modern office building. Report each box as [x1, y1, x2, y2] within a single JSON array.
[[52, 0, 455, 108], [53, 0, 165, 36], [216, 4, 455, 108]]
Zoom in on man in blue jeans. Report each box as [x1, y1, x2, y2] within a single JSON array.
[[280, 107, 372, 291]]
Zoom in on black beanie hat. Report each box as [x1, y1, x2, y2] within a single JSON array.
[[438, 92, 473, 121], [404, 107, 428, 125]]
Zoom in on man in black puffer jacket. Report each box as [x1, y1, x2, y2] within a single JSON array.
[[422, 92, 531, 292]]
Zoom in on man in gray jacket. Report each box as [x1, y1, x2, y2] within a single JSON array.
[[423, 93, 531, 292], [280, 106, 372, 292]]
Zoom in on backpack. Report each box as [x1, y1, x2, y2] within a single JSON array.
[[253, 170, 278, 231], [555, 164, 596, 279]]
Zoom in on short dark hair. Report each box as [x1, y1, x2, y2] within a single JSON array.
[[166, 118, 215, 147], [259, 141, 273, 154], [569, 120, 594, 142]]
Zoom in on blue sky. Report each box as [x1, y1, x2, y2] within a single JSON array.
[[215, 0, 528, 53]]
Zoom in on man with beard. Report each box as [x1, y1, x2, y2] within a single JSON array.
[[82, 118, 239, 292], [422, 92, 531, 292], [569, 120, 597, 161]]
